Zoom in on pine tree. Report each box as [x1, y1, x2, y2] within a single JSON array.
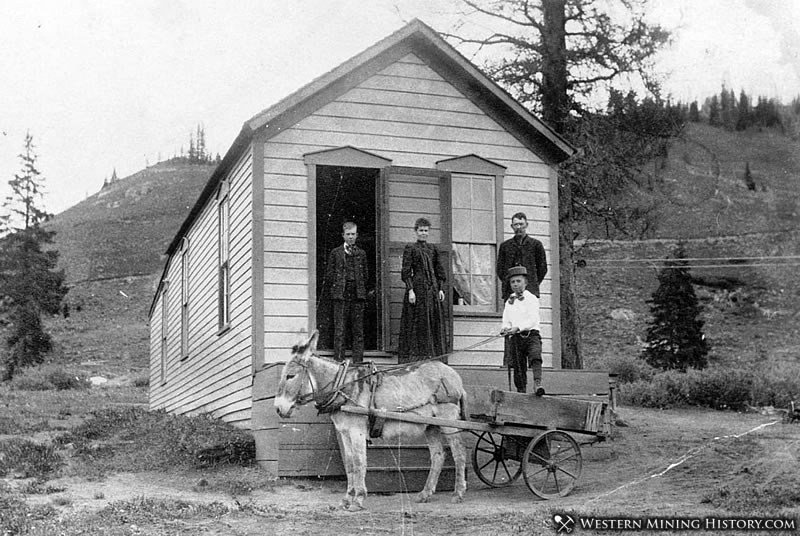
[[736, 89, 751, 130], [708, 95, 721, 126], [641, 244, 709, 371], [0, 132, 67, 380], [688, 101, 700, 122], [744, 161, 756, 191]]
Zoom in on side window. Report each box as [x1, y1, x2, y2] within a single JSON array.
[[180, 238, 189, 358], [451, 173, 497, 312], [218, 192, 230, 330], [160, 284, 169, 385]]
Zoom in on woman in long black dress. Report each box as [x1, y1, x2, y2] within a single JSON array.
[[398, 217, 448, 363]]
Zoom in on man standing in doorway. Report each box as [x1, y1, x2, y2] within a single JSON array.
[[496, 212, 548, 301], [325, 221, 367, 363]]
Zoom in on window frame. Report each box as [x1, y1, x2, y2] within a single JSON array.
[[436, 155, 505, 316], [160, 282, 169, 385], [217, 184, 231, 333], [180, 238, 190, 359]]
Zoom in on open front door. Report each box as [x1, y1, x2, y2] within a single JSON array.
[[379, 166, 452, 354]]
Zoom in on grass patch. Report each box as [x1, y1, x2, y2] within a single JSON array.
[[96, 496, 230, 525], [9, 364, 91, 391], [0, 438, 64, 479], [57, 406, 256, 476], [0, 382, 146, 434], [703, 477, 800, 513]]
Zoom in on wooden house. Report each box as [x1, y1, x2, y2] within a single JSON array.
[[149, 19, 597, 478]]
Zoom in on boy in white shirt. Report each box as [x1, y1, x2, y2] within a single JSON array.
[[500, 266, 544, 395]]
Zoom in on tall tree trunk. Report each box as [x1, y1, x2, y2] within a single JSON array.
[[542, 0, 583, 368]]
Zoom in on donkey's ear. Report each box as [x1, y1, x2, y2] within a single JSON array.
[[308, 330, 319, 353]]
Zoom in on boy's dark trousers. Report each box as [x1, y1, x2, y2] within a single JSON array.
[[506, 330, 542, 393], [332, 282, 364, 363]]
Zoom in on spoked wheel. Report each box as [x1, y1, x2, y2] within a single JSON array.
[[522, 430, 582, 499], [471, 432, 524, 487]]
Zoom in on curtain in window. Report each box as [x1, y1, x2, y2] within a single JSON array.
[[452, 243, 495, 308]]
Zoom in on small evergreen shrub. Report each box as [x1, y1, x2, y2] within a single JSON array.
[[641, 244, 709, 371]]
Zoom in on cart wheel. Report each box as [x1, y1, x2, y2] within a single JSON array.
[[471, 432, 524, 487], [522, 430, 582, 499]]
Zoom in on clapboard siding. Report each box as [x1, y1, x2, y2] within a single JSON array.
[[259, 52, 554, 368], [150, 147, 254, 425]]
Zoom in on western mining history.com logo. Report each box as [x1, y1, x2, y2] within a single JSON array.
[[552, 514, 797, 533]]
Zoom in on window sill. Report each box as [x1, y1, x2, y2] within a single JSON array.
[[217, 324, 232, 336], [453, 310, 502, 318]]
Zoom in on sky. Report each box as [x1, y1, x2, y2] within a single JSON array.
[[1, 0, 798, 216]]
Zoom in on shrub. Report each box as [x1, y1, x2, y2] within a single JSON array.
[[621, 365, 796, 411], [619, 370, 688, 408], [750, 361, 800, 408], [0, 438, 64, 479], [59, 406, 256, 472], [593, 353, 655, 384], [682, 368, 752, 410], [132, 374, 149, 388]]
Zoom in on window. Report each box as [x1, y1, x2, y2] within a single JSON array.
[[451, 173, 497, 312], [180, 238, 189, 358], [218, 192, 230, 330], [160, 284, 169, 385]]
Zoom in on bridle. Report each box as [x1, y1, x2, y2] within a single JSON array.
[[290, 354, 354, 413]]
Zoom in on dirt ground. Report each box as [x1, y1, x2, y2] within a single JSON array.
[[14, 405, 799, 535]]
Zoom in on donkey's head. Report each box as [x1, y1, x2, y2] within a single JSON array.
[[274, 330, 319, 418]]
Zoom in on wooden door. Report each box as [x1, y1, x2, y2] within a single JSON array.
[[379, 166, 452, 353]]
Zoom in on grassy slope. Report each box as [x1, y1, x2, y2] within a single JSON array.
[[652, 122, 800, 238], [43, 161, 215, 376]]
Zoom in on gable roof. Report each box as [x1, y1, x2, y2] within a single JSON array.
[[164, 18, 575, 259]]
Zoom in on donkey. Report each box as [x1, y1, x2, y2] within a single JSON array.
[[274, 330, 467, 511]]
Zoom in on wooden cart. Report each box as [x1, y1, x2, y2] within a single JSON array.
[[341, 385, 609, 499]]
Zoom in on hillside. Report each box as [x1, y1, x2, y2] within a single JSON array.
[[649, 122, 799, 239], [49, 160, 216, 284], [43, 161, 215, 374], [41, 126, 800, 377]]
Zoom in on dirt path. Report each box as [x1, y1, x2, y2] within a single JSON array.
[[15, 406, 799, 535]]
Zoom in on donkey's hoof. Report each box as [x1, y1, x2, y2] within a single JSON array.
[[451, 494, 464, 504], [415, 492, 431, 503], [347, 503, 365, 512]]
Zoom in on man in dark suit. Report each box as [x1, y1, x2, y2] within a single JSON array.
[[496, 212, 548, 301], [324, 221, 367, 363]]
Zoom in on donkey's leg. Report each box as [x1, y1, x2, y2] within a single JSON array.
[[334, 426, 355, 509], [348, 421, 369, 511], [444, 429, 467, 503], [418, 426, 445, 503]]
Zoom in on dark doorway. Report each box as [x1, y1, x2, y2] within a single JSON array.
[[315, 165, 379, 352]]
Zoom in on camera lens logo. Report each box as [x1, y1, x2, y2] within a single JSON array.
[[554, 514, 575, 534]]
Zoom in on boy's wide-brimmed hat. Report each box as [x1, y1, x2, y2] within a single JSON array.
[[506, 266, 528, 280]]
